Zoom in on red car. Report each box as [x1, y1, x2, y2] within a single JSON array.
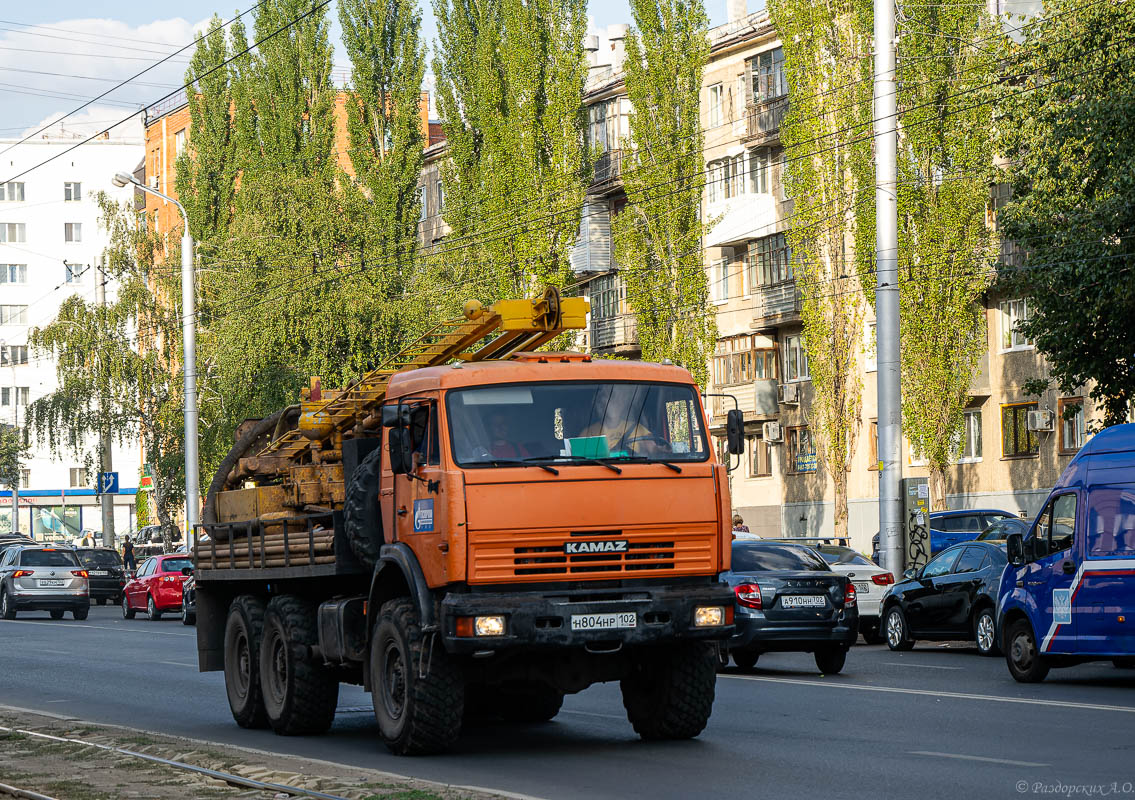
[[122, 555, 194, 621]]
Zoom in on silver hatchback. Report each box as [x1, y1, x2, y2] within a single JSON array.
[[0, 545, 90, 620]]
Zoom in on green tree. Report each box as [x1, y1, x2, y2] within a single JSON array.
[[996, 0, 1135, 426], [27, 194, 186, 548], [433, 0, 590, 300], [0, 423, 28, 529], [614, 0, 716, 383], [771, 0, 873, 534]]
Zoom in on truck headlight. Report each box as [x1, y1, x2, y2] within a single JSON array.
[[693, 606, 726, 627], [474, 615, 506, 636]]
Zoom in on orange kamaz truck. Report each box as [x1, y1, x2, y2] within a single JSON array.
[[193, 290, 739, 754]]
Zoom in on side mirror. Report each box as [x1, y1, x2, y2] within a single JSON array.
[[726, 409, 745, 455], [902, 567, 919, 580], [388, 427, 413, 475], [382, 404, 411, 428], [1006, 533, 1025, 566]]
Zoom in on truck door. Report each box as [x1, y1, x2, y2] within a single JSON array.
[[1026, 492, 1080, 654], [391, 401, 447, 585], [1079, 485, 1135, 654]]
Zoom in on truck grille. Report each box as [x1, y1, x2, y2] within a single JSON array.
[[513, 541, 676, 576]]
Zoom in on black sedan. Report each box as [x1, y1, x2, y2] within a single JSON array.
[[723, 540, 859, 674], [880, 540, 1008, 656], [72, 547, 127, 604]]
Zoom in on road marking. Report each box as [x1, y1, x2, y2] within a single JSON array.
[[37, 649, 70, 656], [0, 619, 194, 638], [910, 751, 1049, 767], [882, 661, 964, 670], [156, 660, 196, 668], [560, 709, 626, 721], [722, 674, 1135, 714], [44, 700, 69, 704]]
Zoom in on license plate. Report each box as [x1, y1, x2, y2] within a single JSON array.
[[571, 612, 637, 631], [37, 579, 65, 587], [853, 581, 871, 593], [781, 595, 826, 608], [89, 570, 108, 576]]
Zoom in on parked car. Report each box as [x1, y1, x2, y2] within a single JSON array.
[[72, 547, 127, 605], [976, 517, 1031, 542], [0, 534, 36, 561], [121, 554, 194, 621], [999, 423, 1135, 682], [871, 508, 1019, 562], [722, 540, 859, 674], [813, 545, 895, 644], [0, 544, 90, 620], [181, 572, 196, 625], [880, 540, 1008, 656]]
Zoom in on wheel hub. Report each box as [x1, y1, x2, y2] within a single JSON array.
[[382, 639, 407, 720], [1011, 632, 1034, 667], [886, 612, 902, 646], [977, 615, 995, 651], [267, 633, 288, 705], [234, 631, 251, 696]]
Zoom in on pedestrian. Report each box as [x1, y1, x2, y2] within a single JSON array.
[[732, 514, 749, 533], [122, 536, 136, 570]]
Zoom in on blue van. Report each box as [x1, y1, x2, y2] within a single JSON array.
[[997, 424, 1135, 682]]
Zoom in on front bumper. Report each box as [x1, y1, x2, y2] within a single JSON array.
[[730, 607, 859, 651], [441, 583, 735, 654]]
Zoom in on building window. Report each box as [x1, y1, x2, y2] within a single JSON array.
[[1002, 402, 1039, 457], [864, 320, 877, 372], [69, 468, 88, 488], [0, 182, 25, 202], [999, 299, 1032, 351], [435, 179, 444, 213], [957, 408, 983, 462], [787, 426, 817, 473], [749, 147, 775, 194], [707, 154, 745, 202], [1, 387, 29, 406], [0, 305, 28, 324], [65, 263, 84, 284], [713, 257, 730, 302], [713, 335, 777, 387], [0, 264, 27, 284], [751, 231, 792, 286], [0, 345, 27, 366], [64, 182, 81, 202], [782, 333, 809, 382], [708, 83, 723, 128], [418, 187, 426, 222], [1059, 397, 1085, 453], [590, 273, 620, 320], [588, 97, 631, 153], [748, 47, 786, 104], [748, 434, 771, 477], [0, 223, 27, 243], [868, 419, 878, 470], [64, 222, 82, 243], [175, 129, 187, 156], [19, 468, 29, 489]]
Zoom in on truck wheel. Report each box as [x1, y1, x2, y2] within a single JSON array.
[[814, 645, 847, 675], [371, 598, 464, 755], [1005, 618, 1051, 683], [224, 595, 269, 729], [499, 683, 564, 723], [260, 595, 339, 736], [731, 649, 759, 671], [621, 644, 716, 740], [343, 447, 384, 569]]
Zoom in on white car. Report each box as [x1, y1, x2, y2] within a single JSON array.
[[812, 545, 894, 644]]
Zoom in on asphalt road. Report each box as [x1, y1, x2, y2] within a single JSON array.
[[2, 606, 1134, 800]]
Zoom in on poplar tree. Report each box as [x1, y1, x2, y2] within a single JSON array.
[[614, 0, 715, 383], [433, 0, 589, 300], [770, 0, 873, 538]]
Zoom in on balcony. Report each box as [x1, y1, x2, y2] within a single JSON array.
[[744, 97, 788, 144], [592, 149, 625, 185], [590, 312, 638, 352], [708, 379, 778, 424], [753, 280, 800, 322]]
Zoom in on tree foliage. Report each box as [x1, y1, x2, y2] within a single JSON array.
[[614, 0, 715, 383], [433, 0, 590, 300], [996, 0, 1135, 426], [0, 423, 27, 497]]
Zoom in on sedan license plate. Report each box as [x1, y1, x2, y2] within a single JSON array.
[[89, 570, 108, 576], [781, 595, 825, 609], [853, 581, 871, 593], [37, 579, 65, 587], [571, 612, 637, 631]]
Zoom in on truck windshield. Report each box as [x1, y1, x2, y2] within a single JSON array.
[[446, 381, 709, 467]]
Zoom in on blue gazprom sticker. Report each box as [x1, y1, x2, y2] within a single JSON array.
[[413, 499, 434, 532], [1053, 588, 1072, 625]]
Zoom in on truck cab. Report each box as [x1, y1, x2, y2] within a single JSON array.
[[998, 423, 1135, 682]]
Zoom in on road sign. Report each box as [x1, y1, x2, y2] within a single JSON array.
[[97, 471, 119, 495]]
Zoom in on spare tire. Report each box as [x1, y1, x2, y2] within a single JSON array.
[[343, 446, 384, 569]]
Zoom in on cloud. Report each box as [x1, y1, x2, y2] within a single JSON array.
[[18, 105, 144, 141]]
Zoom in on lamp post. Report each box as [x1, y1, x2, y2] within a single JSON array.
[[111, 171, 200, 539]]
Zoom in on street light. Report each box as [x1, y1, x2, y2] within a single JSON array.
[[111, 170, 200, 538]]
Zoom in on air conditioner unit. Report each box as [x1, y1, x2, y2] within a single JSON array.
[[762, 421, 783, 443], [777, 382, 799, 404], [149, 175, 159, 188], [1027, 409, 1055, 432]]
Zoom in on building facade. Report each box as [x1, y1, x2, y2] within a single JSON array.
[[0, 129, 144, 539]]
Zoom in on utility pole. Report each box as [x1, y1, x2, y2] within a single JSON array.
[[874, 0, 903, 575], [94, 262, 116, 549]]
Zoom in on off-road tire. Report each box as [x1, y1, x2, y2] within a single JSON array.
[[343, 446, 384, 569], [147, 595, 161, 621], [72, 606, 88, 621], [50, 609, 64, 620], [814, 646, 847, 675], [259, 595, 339, 736], [122, 596, 136, 619], [621, 643, 717, 741], [224, 595, 269, 729], [884, 606, 915, 651], [498, 683, 564, 723], [974, 606, 1000, 656], [1005, 618, 1050, 683], [0, 589, 15, 620], [731, 649, 760, 671], [371, 598, 464, 755]]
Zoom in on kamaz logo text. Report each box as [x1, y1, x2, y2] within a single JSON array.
[[564, 540, 628, 555]]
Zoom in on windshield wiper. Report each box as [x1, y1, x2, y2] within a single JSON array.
[[609, 455, 683, 473], [479, 459, 559, 475], [524, 456, 621, 474]]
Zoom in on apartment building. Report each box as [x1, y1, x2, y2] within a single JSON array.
[[0, 128, 144, 538]]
